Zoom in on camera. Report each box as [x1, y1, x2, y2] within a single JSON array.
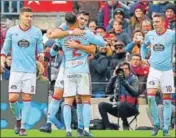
[[115, 68, 125, 78]]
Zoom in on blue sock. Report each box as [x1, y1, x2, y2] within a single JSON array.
[[163, 100, 172, 131], [47, 98, 60, 124], [9, 101, 21, 120], [83, 103, 91, 132], [63, 105, 71, 132], [21, 101, 31, 129], [77, 104, 83, 129], [148, 96, 160, 126]]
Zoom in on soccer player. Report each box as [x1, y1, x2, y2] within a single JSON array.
[[0, 7, 44, 136], [39, 11, 105, 136], [141, 13, 175, 136], [58, 12, 100, 137]]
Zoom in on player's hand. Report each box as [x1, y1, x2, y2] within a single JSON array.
[[46, 29, 54, 38], [72, 28, 85, 36], [65, 40, 79, 49], [1, 62, 5, 73], [142, 59, 150, 66], [38, 53, 45, 62]]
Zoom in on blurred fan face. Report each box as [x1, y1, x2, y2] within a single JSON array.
[[96, 28, 106, 37], [121, 65, 130, 77], [6, 56, 12, 66], [107, 0, 117, 6], [88, 22, 97, 32], [131, 56, 141, 67], [77, 14, 89, 29], [165, 9, 175, 19], [113, 21, 122, 32], [142, 21, 152, 33], [114, 13, 123, 21], [135, 9, 144, 18]]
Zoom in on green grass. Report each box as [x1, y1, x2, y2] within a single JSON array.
[[1, 130, 176, 137]]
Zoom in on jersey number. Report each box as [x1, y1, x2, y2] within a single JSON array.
[[72, 49, 81, 57]]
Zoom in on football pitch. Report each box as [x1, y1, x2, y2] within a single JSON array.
[[1, 130, 176, 137]]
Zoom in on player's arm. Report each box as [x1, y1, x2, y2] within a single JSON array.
[[87, 31, 105, 47], [141, 33, 150, 60], [47, 28, 84, 39], [65, 40, 96, 55], [36, 30, 44, 61], [1, 29, 12, 72], [50, 40, 62, 57]]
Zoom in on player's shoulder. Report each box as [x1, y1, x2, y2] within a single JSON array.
[[59, 23, 68, 31], [31, 26, 42, 32], [166, 29, 175, 35], [147, 30, 155, 35], [7, 25, 18, 32]]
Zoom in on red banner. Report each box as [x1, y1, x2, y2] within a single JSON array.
[[23, 0, 72, 12]]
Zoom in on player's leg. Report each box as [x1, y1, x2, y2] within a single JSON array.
[[19, 72, 36, 136], [39, 69, 64, 133], [64, 97, 74, 137], [63, 73, 77, 137], [161, 69, 174, 136], [146, 68, 161, 136], [81, 95, 92, 137], [20, 93, 32, 136], [8, 72, 22, 134], [39, 88, 64, 133], [75, 95, 84, 135], [78, 73, 92, 137]]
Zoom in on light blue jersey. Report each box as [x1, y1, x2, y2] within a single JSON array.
[[1, 25, 43, 73], [55, 30, 102, 73], [59, 23, 105, 47], [141, 29, 175, 71]]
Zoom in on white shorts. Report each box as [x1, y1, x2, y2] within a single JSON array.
[[54, 67, 64, 90], [147, 67, 175, 93], [63, 73, 92, 97], [9, 72, 36, 94]]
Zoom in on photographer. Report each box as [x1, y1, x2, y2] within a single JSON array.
[[98, 62, 140, 130]]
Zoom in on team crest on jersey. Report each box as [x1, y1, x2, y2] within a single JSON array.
[[18, 39, 30, 48], [153, 44, 165, 51]]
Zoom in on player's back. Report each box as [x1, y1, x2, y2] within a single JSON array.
[[58, 30, 95, 73]]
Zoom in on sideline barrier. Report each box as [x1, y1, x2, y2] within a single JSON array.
[[0, 80, 49, 129]]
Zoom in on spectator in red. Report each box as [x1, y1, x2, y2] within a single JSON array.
[[165, 4, 176, 30], [130, 54, 149, 95], [0, 23, 8, 51], [97, 1, 122, 28]]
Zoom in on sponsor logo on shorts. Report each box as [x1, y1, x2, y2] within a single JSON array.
[[149, 81, 155, 85], [67, 74, 82, 78], [18, 39, 30, 48], [153, 44, 165, 51], [11, 85, 17, 89]]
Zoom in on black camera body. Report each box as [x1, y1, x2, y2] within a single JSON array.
[[115, 68, 125, 78]]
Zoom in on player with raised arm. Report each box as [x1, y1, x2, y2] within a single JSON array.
[[141, 13, 175, 137], [0, 7, 44, 136]]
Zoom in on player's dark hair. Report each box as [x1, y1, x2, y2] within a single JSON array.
[[78, 11, 90, 17], [20, 7, 33, 14], [65, 12, 77, 25]]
